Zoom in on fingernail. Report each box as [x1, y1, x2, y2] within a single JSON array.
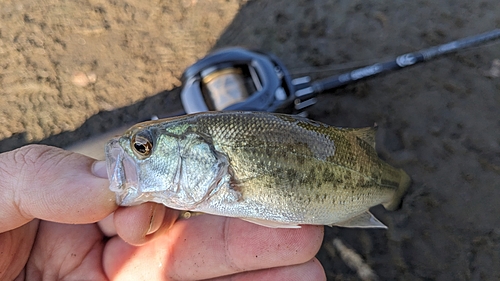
[[92, 160, 108, 179], [147, 204, 166, 235]]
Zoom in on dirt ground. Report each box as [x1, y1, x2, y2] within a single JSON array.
[[1, 0, 500, 280]]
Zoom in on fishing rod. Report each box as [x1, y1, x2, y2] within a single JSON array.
[[310, 29, 500, 94], [177, 29, 500, 115]]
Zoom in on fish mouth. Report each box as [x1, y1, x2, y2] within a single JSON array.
[[105, 138, 139, 206]]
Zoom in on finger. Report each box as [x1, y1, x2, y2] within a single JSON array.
[[103, 214, 324, 280], [0, 220, 39, 280], [97, 213, 117, 237], [207, 258, 326, 281], [27, 221, 107, 280], [113, 203, 179, 245], [0, 145, 117, 232]]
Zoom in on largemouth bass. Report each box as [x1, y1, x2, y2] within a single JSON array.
[[106, 111, 410, 228]]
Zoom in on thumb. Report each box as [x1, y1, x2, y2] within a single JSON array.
[[0, 144, 117, 232]]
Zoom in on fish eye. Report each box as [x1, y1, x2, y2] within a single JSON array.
[[131, 133, 153, 158]]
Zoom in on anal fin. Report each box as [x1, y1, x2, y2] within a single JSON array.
[[240, 217, 302, 229], [331, 211, 387, 229]]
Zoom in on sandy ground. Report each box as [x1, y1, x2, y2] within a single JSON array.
[[1, 0, 500, 280]]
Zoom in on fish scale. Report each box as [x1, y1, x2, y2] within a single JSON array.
[[106, 111, 411, 228]]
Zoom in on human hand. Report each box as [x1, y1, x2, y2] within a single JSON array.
[[0, 145, 326, 280]]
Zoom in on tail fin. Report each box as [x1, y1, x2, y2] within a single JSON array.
[[383, 169, 411, 211]]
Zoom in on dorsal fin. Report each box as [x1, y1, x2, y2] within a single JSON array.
[[352, 126, 377, 148]]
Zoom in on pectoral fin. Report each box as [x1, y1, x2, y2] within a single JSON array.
[[331, 211, 387, 229], [240, 217, 302, 228]]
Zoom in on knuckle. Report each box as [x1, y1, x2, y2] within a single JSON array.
[[12, 145, 69, 181], [0, 145, 56, 222], [0, 144, 66, 193], [0, 145, 72, 223], [14, 144, 56, 169], [0, 145, 42, 188]]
